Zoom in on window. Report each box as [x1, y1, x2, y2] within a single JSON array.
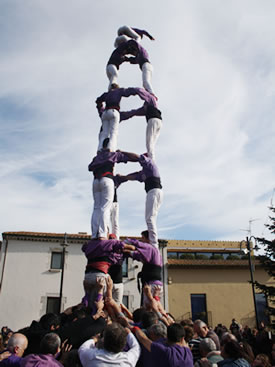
[[51, 252, 62, 269], [122, 258, 128, 277], [167, 252, 179, 259], [255, 293, 269, 325], [122, 295, 129, 308], [191, 294, 207, 323], [46, 297, 60, 314]]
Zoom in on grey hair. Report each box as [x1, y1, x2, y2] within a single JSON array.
[[199, 338, 217, 354], [221, 332, 237, 346], [148, 322, 167, 339], [7, 333, 27, 351], [194, 319, 207, 328]]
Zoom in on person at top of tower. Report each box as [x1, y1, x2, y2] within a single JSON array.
[[106, 39, 156, 97]]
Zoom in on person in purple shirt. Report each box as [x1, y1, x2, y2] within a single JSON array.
[[96, 84, 140, 151], [88, 139, 136, 239], [81, 237, 134, 309], [107, 39, 155, 97], [119, 88, 162, 160], [115, 152, 163, 248], [133, 323, 193, 367], [0, 333, 28, 367], [123, 235, 163, 308], [115, 26, 155, 48]]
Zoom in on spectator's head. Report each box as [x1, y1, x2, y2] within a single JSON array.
[[142, 311, 158, 329], [39, 313, 60, 331], [253, 354, 271, 367], [167, 323, 185, 344], [193, 320, 209, 338], [180, 319, 194, 327], [141, 230, 150, 243], [183, 326, 194, 343], [199, 338, 217, 357], [221, 340, 246, 360], [220, 332, 238, 347], [148, 323, 167, 341], [132, 308, 146, 323], [40, 333, 61, 356], [7, 333, 28, 357], [103, 323, 127, 353]]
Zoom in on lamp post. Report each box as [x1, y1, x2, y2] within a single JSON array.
[[240, 236, 259, 329], [59, 233, 69, 313]]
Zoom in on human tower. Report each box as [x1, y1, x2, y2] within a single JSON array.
[[82, 26, 171, 324]]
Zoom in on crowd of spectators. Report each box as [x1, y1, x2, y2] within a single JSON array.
[[1, 282, 275, 367]]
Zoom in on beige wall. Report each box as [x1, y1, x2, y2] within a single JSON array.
[[168, 266, 274, 329]]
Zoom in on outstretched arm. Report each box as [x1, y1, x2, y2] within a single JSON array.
[[117, 151, 140, 161], [120, 106, 145, 122]]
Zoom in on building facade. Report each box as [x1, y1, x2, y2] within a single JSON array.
[[0, 232, 145, 330], [166, 239, 274, 329]]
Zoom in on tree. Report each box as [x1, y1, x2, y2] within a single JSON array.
[[254, 206, 275, 327]]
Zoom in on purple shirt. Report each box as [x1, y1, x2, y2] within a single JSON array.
[[150, 342, 193, 367], [20, 354, 63, 367], [0, 353, 21, 367], [82, 239, 124, 264], [125, 239, 162, 266], [130, 154, 161, 182], [96, 87, 139, 110], [127, 40, 150, 69], [107, 42, 129, 69], [88, 151, 130, 172]]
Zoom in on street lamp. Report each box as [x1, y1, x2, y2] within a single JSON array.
[[240, 236, 259, 329], [59, 233, 69, 313]]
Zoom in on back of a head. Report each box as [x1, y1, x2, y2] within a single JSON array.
[[167, 323, 185, 343], [39, 313, 60, 331], [222, 340, 246, 360], [142, 311, 158, 329], [103, 323, 127, 354], [148, 322, 167, 340], [40, 333, 61, 355], [132, 308, 146, 323], [199, 338, 217, 356], [141, 230, 149, 240], [7, 333, 28, 355], [221, 332, 238, 346]]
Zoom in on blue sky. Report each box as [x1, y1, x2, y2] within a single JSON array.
[[0, 0, 275, 246]]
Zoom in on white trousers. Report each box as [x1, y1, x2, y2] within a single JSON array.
[[145, 188, 163, 248], [114, 26, 141, 48], [91, 177, 114, 238], [106, 64, 119, 91], [146, 118, 162, 161], [97, 109, 120, 152], [110, 202, 119, 239], [112, 282, 124, 305], [83, 272, 109, 308], [142, 62, 154, 95]]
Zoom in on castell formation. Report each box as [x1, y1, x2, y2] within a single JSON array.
[[81, 26, 172, 325]]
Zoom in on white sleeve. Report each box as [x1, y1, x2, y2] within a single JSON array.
[[125, 333, 141, 366], [78, 339, 97, 367]]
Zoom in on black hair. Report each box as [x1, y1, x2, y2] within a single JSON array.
[[132, 308, 146, 323], [40, 333, 60, 355], [167, 323, 186, 343], [142, 311, 158, 329], [223, 340, 247, 360], [141, 230, 149, 240], [39, 313, 60, 330], [103, 323, 127, 353]]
